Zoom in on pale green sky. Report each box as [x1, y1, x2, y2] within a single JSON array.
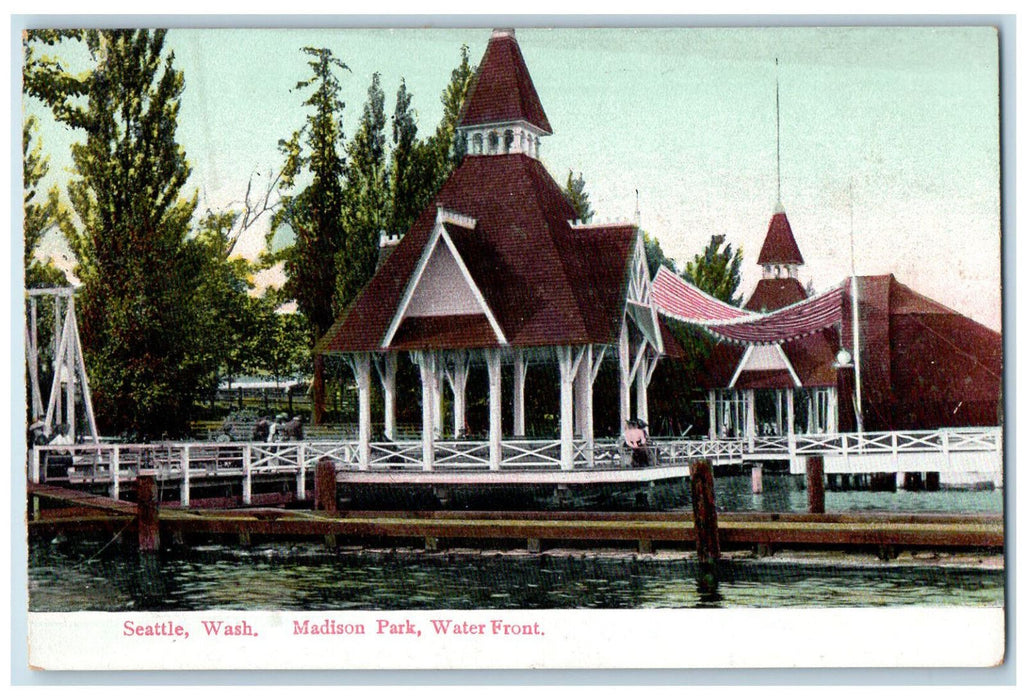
[[24, 26, 1001, 329]]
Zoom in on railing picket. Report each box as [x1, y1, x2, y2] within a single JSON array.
[[110, 446, 120, 500]]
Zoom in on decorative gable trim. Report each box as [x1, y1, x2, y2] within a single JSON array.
[[728, 343, 802, 388], [383, 217, 507, 348]]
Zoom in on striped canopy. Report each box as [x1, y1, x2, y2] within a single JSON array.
[[652, 266, 847, 345]]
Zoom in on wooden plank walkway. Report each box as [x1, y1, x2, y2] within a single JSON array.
[[26, 483, 1003, 552]]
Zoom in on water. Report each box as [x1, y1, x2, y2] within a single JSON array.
[[27, 472, 1004, 612]]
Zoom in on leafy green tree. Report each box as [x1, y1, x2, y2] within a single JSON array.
[[682, 234, 743, 306], [22, 116, 68, 289], [25, 29, 203, 438], [643, 231, 677, 277], [336, 72, 389, 311], [563, 170, 594, 223], [268, 46, 350, 423], [388, 78, 437, 237], [426, 44, 476, 187]]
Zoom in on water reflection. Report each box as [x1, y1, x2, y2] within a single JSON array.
[[29, 538, 1003, 612]]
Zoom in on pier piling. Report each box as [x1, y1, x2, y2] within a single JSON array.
[[315, 458, 337, 513], [137, 474, 159, 552], [751, 464, 763, 494], [806, 456, 825, 514]]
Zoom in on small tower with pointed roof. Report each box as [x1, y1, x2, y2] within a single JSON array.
[[457, 28, 553, 159]]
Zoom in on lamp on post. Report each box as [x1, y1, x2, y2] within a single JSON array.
[[834, 348, 856, 433]]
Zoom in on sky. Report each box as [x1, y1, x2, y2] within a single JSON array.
[[23, 26, 1001, 330]]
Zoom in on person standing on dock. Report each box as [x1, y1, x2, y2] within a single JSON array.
[[625, 420, 649, 468]]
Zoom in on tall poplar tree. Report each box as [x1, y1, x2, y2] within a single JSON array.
[[336, 72, 388, 311], [268, 46, 350, 423], [25, 29, 202, 438], [22, 116, 67, 289], [563, 170, 594, 223]]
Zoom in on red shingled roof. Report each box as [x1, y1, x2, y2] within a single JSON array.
[[321, 153, 636, 353], [757, 210, 804, 266], [744, 277, 807, 312], [459, 30, 552, 134], [390, 314, 499, 350]]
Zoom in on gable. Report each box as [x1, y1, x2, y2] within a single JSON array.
[[405, 238, 483, 317]]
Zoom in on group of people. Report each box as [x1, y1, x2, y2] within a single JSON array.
[[251, 413, 304, 443]]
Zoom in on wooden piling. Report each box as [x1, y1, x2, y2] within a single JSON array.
[[751, 464, 763, 494], [689, 459, 720, 563], [806, 456, 825, 514], [925, 472, 941, 491], [527, 537, 542, 553], [314, 458, 337, 513], [136, 474, 159, 552]]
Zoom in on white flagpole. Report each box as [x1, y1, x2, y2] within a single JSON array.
[[849, 180, 864, 433]]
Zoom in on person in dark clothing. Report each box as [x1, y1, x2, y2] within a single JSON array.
[[252, 417, 270, 442], [624, 419, 650, 468]]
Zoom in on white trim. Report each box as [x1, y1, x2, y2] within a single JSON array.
[[728, 343, 802, 389], [728, 345, 755, 389], [383, 220, 508, 347]]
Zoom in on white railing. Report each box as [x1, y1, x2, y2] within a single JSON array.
[[28, 427, 1001, 489]]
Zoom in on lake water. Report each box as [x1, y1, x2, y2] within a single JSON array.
[[28, 471, 1004, 612]]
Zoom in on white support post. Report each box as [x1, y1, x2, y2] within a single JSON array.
[[787, 388, 796, 468], [65, 321, 76, 443], [29, 447, 40, 484], [450, 351, 469, 438], [53, 295, 61, 421], [558, 347, 577, 470], [513, 350, 527, 437], [355, 353, 372, 471], [379, 353, 397, 440], [708, 390, 716, 439], [745, 389, 756, 452], [181, 444, 191, 508], [242, 444, 252, 505], [580, 345, 595, 466], [618, 321, 631, 430], [486, 349, 502, 471], [418, 352, 435, 472], [297, 443, 307, 499], [635, 351, 649, 427], [434, 360, 444, 438], [110, 446, 120, 501]]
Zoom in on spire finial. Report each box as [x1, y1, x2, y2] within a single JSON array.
[[775, 57, 781, 207], [635, 189, 641, 227]]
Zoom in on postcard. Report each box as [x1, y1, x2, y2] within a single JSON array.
[[17, 22, 1005, 673]]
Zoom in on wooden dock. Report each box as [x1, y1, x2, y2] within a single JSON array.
[[27, 483, 1003, 556]]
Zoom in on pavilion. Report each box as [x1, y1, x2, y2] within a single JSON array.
[[319, 29, 668, 470]]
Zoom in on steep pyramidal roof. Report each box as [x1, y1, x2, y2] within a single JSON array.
[[757, 209, 805, 266], [321, 154, 636, 352], [459, 29, 552, 134]]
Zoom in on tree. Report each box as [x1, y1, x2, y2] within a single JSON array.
[[426, 44, 476, 187], [22, 116, 68, 289], [643, 231, 676, 277], [336, 72, 389, 311], [388, 78, 437, 237], [563, 170, 594, 223], [682, 234, 743, 306], [25, 29, 203, 438], [268, 47, 350, 423]]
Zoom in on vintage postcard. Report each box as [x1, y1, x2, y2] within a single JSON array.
[[17, 22, 1005, 673]]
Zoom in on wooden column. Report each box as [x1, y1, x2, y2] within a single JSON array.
[[807, 455, 825, 514], [558, 347, 578, 470], [354, 353, 372, 470], [450, 351, 469, 438], [485, 349, 502, 471], [433, 361, 444, 438], [708, 390, 716, 439], [376, 353, 398, 440], [513, 350, 527, 437], [745, 389, 756, 451], [635, 351, 649, 426], [137, 474, 159, 553], [418, 352, 435, 471], [576, 345, 595, 465], [618, 321, 631, 430]]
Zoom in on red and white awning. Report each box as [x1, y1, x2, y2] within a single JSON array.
[[652, 266, 846, 345]]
